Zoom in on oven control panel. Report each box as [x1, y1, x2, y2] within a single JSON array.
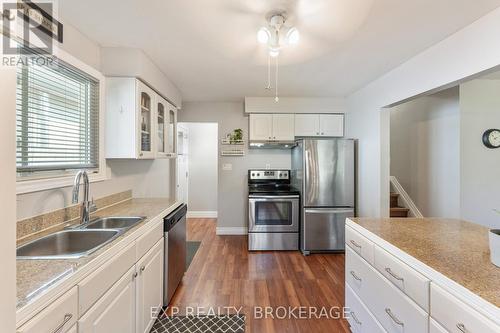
[[249, 170, 289, 180]]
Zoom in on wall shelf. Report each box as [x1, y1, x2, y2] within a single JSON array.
[[221, 150, 245, 157], [221, 139, 245, 145]]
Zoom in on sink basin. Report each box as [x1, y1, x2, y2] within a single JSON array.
[[17, 229, 121, 259], [81, 217, 145, 230]]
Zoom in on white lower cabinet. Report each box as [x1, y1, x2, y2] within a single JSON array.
[[136, 239, 164, 333], [346, 284, 386, 333], [430, 283, 500, 333], [429, 318, 449, 333], [17, 287, 78, 333], [346, 246, 428, 333], [79, 266, 137, 333]]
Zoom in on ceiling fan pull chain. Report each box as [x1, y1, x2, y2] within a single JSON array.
[[265, 54, 271, 90], [275, 54, 279, 102]]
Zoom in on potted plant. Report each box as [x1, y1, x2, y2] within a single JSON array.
[[230, 129, 243, 144]]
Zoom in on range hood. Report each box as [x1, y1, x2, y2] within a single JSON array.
[[249, 141, 297, 149]]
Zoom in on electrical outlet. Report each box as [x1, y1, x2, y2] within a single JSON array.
[[222, 163, 232, 171], [265, 164, 271, 169]]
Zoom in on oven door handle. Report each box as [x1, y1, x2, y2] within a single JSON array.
[[249, 195, 299, 200]]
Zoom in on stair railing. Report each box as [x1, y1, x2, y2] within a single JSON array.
[[390, 176, 424, 218]]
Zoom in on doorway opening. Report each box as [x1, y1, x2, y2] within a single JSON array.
[[177, 122, 218, 218]]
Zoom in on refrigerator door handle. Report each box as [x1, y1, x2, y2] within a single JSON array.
[[305, 208, 354, 214]]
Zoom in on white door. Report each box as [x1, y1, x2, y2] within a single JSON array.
[[319, 114, 344, 137], [78, 267, 136, 333], [136, 240, 164, 333], [249, 114, 273, 140], [272, 114, 295, 141], [176, 124, 189, 204], [295, 114, 320, 136]]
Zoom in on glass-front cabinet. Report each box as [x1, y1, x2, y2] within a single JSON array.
[[166, 104, 177, 157], [105, 78, 177, 160], [137, 81, 155, 159]]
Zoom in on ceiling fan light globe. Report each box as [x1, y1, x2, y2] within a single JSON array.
[[257, 27, 270, 44], [286, 27, 300, 45], [269, 49, 280, 57]]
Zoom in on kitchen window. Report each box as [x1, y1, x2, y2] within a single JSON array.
[[15, 51, 106, 193]]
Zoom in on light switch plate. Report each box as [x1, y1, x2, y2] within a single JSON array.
[[222, 163, 232, 171]]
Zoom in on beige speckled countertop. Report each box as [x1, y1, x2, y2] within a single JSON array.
[[17, 198, 179, 311], [348, 218, 500, 308]]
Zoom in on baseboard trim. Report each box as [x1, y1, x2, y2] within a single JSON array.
[[187, 211, 218, 218], [216, 227, 248, 235]]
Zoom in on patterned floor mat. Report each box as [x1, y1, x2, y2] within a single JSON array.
[[150, 315, 245, 333]]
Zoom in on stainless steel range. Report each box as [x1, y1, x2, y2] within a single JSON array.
[[248, 169, 299, 251]]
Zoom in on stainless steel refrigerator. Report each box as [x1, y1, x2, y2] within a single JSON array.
[[291, 139, 355, 255]]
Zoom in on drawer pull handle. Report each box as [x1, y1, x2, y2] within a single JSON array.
[[385, 308, 404, 326], [51, 313, 72, 333], [350, 240, 362, 249], [456, 323, 467, 333], [350, 270, 362, 281], [385, 267, 404, 281], [350, 311, 362, 325]]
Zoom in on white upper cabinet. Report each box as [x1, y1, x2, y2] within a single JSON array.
[[319, 114, 344, 137], [295, 114, 344, 137], [295, 114, 320, 136], [249, 114, 294, 141], [106, 77, 177, 159], [249, 114, 273, 141], [272, 114, 295, 141]]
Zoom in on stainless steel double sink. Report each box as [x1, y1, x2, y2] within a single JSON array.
[[17, 217, 145, 260]]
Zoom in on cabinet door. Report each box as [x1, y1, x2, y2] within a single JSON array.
[[155, 96, 168, 158], [136, 81, 156, 159], [319, 114, 344, 137], [272, 114, 295, 141], [249, 114, 273, 141], [166, 103, 177, 157], [78, 266, 136, 333], [136, 239, 164, 333], [294, 114, 320, 136]]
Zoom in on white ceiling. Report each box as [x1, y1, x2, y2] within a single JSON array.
[[60, 0, 500, 102]]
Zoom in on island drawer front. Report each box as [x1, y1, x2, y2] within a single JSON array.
[[430, 318, 449, 333], [347, 246, 428, 333], [346, 246, 375, 302], [374, 245, 430, 312], [18, 286, 78, 333], [79, 241, 136, 315], [346, 225, 374, 264], [430, 284, 500, 333], [136, 220, 163, 261], [346, 283, 387, 333]]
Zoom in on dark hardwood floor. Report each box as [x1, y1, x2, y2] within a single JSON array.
[[169, 218, 351, 333]]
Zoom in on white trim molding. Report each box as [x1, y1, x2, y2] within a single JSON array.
[[390, 176, 424, 218], [187, 211, 218, 218], [216, 227, 248, 235]]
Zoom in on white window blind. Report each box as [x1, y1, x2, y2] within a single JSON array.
[[16, 58, 99, 176]]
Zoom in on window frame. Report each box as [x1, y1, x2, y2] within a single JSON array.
[[16, 48, 107, 194]]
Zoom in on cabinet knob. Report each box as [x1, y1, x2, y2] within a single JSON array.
[[321, 132, 324, 135], [316, 132, 319, 135], [139, 152, 143, 157], [140, 266, 145, 273], [132, 272, 138, 280]]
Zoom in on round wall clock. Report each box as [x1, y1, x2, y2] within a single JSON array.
[[482, 129, 500, 149]]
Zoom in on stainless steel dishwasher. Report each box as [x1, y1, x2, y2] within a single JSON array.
[[163, 204, 187, 306]]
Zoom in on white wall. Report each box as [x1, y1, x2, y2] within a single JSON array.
[[390, 88, 460, 218], [178, 102, 291, 231], [0, 54, 17, 333], [181, 123, 218, 214], [460, 80, 500, 228], [346, 7, 500, 218]]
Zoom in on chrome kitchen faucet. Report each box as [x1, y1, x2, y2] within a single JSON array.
[[72, 170, 97, 225]]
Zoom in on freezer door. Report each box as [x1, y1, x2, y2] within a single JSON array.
[[304, 139, 355, 207], [301, 208, 354, 252]]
